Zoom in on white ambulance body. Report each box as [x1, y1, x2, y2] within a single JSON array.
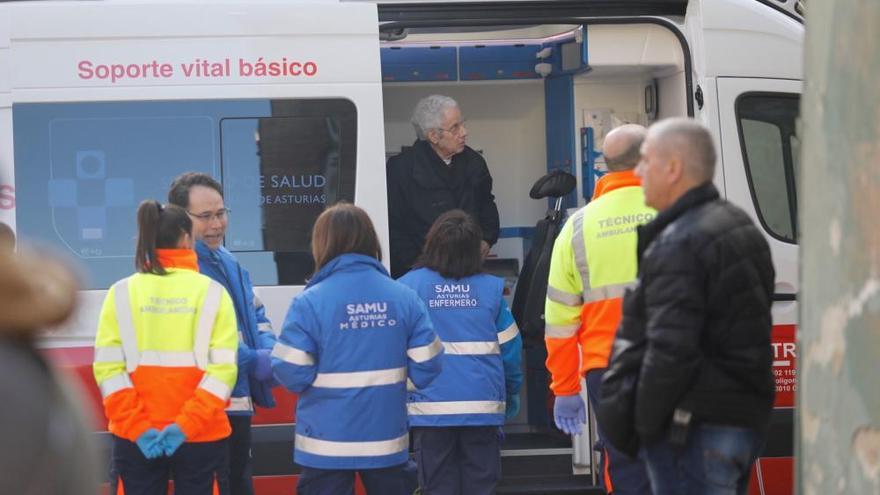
[[0, 0, 803, 492]]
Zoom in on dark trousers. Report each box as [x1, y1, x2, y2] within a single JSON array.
[[412, 426, 501, 495], [297, 464, 411, 495], [641, 424, 765, 495], [228, 415, 255, 495], [110, 435, 229, 495], [585, 369, 650, 495]]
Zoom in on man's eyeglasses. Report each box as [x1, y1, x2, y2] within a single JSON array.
[[187, 208, 231, 222], [438, 120, 467, 136]]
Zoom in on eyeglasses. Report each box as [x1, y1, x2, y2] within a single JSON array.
[[438, 120, 467, 136], [187, 208, 231, 222]]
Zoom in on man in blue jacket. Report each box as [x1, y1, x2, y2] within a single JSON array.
[[169, 172, 276, 495]]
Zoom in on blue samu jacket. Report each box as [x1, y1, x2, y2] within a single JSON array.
[[196, 241, 277, 414], [271, 254, 442, 470], [399, 268, 523, 427]]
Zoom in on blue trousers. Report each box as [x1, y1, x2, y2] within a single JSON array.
[[297, 463, 411, 495], [228, 415, 254, 495], [412, 426, 501, 495], [641, 424, 765, 495], [585, 369, 650, 495], [110, 435, 230, 495]]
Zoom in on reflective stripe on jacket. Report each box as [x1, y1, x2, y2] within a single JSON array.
[[399, 268, 522, 426], [544, 171, 655, 395], [196, 241, 276, 413], [93, 251, 238, 442], [271, 254, 442, 470]]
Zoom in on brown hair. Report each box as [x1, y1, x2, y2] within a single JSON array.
[[0, 221, 14, 255], [416, 209, 483, 279], [311, 202, 382, 271], [135, 200, 192, 275]]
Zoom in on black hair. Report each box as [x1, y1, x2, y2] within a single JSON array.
[[135, 201, 192, 275], [167, 172, 223, 209]]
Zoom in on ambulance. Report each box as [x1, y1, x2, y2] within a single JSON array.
[[0, 0, 803, 492]]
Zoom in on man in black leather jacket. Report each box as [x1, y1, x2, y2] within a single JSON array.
[[386, 95, 500, 278], [599, 118, 775, 495]]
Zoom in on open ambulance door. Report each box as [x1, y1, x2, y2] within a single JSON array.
[[687, 1, 804, 494], [717, 76, 800, 495], [375, 0, 803, 492], [375, 1, 692, 492]]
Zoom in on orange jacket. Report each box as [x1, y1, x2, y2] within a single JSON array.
[[544, 171, 655, 395], [93, 249, 239, 442]]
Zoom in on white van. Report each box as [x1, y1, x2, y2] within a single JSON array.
[[0, 0, 803, 493]]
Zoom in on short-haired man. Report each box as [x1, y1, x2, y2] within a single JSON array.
[[168, 172, 277, 495], [600, 118, 775, 494], [386, 94, 500, 278], [544, 124, 652, 493]]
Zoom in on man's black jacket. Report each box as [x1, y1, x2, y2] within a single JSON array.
[[599, 182, 775, 455], [386, 140, 500, 278]]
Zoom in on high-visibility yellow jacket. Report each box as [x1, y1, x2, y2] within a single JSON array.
[[544, 171, 655, 396], [93, 249, 238, 442]]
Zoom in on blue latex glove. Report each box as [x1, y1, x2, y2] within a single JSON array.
[[554, 394, 586, 436], [238, 345, 257, 373], [135, 428, 163, 459], [505, 393, 521, 419], [253, 349, 273, 381], [159, 423, 187, 457]]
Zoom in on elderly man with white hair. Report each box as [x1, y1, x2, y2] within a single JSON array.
[[386, 94, 500, 279]]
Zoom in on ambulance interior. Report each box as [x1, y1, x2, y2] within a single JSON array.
[[380, 22, 688, 437]]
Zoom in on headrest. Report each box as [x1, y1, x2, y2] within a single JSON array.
[[529, 169, 577, 199]]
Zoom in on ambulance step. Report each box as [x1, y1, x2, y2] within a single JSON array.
[[499, 431, 603, 494], [497, 475, 603, 495]]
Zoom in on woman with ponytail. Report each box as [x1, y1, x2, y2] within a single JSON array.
[[94, 200, 239, 494]]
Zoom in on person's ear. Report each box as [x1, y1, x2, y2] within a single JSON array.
[[667, 154, 685, 184], [179, 231, 193, 250]]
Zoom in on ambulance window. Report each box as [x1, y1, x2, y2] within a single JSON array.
[[220, 99, 357, 286], [736, 93, 800, 243], [12, 98, 356, 289]]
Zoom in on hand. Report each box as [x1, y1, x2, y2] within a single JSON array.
[[158, 423, 187, 457], [480, 240, 491, 260], [553, 394, 586, 436], [135, 428, 163, 459], [505, 393, 521, 419], [238, 346, 257, 373], [254, 349, 273, 381]]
